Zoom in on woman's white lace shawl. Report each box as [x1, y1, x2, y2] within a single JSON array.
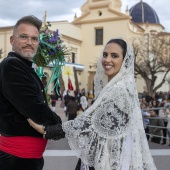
[[62, 40, 157, 170]]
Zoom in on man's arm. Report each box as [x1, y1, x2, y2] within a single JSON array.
[[2, 57, 61, 125]]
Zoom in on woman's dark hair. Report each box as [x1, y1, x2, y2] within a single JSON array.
[[107, 39, 127, 59], [14, 15, 42, 33]]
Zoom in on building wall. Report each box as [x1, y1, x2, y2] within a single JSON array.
[[0, 27, 13, 60], [50, 21, 82, 41], [75, 10, 142, 89], [0, 0, 169, 94]]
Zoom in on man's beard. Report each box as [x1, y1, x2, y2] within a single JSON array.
[[19, 50, 36, 61], [15, 47, 37, 61]]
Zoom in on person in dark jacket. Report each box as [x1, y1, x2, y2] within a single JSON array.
[[66, 96, 79, 120], [50, 92, 57, 112], [0, 15, 64, 170], [63, 90, 70, 116]]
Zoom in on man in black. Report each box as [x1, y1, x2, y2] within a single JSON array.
[[0, 15, 62, 170]]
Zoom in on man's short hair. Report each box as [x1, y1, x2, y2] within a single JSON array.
[[13, 15, 42, 33]]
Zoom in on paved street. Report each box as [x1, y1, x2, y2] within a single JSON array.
[[43, 101, 170, 170]]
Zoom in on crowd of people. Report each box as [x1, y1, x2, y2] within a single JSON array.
[[51, 90, 170, 146], [55, 90, 170, 147], [62, 89, 89, 121], [139, 91, 170, 146]]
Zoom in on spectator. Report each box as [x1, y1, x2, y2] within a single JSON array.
[[64, 90, 70, 116], [159, 102, 168, 144], [66, 96, 79, 121], [141, 103, 150, 140], [80, 96, 88, 111], [164, 105, 170, 146], [50, 93, 57, 112], [149, 109, 164, 144]]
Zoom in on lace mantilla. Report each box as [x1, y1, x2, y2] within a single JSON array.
[[62, 39, 157, 170]]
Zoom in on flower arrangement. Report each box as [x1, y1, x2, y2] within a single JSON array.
[[33, 22, 69, 67], [33, 23, 70, 93]]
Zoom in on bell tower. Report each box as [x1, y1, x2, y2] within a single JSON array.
[[109, 0, 122, 11], [81, 0, 122, 14]]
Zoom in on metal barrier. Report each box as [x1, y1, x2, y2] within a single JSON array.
[[142, 107, 168, 111], [142, 107, 170, 143]]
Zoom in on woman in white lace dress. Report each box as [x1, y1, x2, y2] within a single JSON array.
[[28, 38, 157, 170]]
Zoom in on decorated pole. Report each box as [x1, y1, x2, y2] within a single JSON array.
[[33, 18, 69, 95]]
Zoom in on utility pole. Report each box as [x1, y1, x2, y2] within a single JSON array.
[[43, 10, 47, 28], [141, 0, 144, 22]]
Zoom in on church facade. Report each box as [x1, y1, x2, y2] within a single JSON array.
[[0, 0, 170, 94]]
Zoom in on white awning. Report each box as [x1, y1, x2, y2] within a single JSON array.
[[48, 61, 84, 71], [64, 62, 84, 71]]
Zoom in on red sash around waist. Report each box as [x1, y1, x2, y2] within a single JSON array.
[[0, 135, 47, 158]]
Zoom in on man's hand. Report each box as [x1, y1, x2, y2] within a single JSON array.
[[27, 118, 44, 134]]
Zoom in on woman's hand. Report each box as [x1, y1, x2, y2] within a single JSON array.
[[27, 119, 44, 134]]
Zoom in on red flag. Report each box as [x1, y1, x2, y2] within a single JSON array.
[[68, 77, 74, 90]]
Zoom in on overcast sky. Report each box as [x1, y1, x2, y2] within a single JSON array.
[[0, 0, 170, 32]]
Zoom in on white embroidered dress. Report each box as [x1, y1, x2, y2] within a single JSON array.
[[62, 39, 157, 170]]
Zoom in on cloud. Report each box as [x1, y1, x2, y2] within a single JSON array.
[[0, 0, 169, 31], [0, 0, 84, 26]]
